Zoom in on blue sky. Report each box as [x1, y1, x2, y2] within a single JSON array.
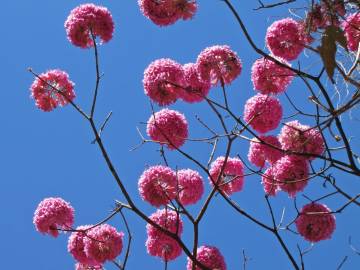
[[2, 0, 360, 269]]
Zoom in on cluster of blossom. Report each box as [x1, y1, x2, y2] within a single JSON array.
[[305, 0, 345, 32], [251, 56, 294, 95], [138, 165, 204, 207], [253, 120, 324, 197], [266, 18, 310, 61], [342, 12, 360, 52], [143, 45, 241, 106], [138, 0, 197, 26], [146, 108, 189, 149], [30, 69, 75, 112], [146, 209, 183, 261], [33, 198, 124, 268], [209, 156, 245, 195], [243, 94, 283, 134], [295, 202, 336, 242], [65, 4, 114, 48], [187, 245, 227, 270]]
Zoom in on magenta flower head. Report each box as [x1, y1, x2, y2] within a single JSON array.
[[187, 245, 227, 270], [33, 197, 74, 237], [68, 225, 99, 266], [342, 13, 360, 52], [75, 263, 103, 270], [209, 156, 244, 195], [143, 58, 185, 106], [147, 108, 189, 150], [272, 155, 309, 197], [197, 45, 242, 85], [177, 169, 204, 205], [278, 120, 324, 160], [138, 0, 197, 26], [65, 4, 114, 48], [179, 63, 211, 103], [295, 202, 336, 242], [30, 69, 75, 112], [266, 18, 308, 61], [306, 1, 345, 32], [243, 94, 283, 134], [84, 224, 124, 264], [248, 135, 283, 168], [138, 165, 177, 207], [251, 56, 294, 94], [146, 209, 183, 261]]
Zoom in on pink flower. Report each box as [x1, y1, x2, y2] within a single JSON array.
[[251, 56, 294, 94], [243, 94, 283, 134], [146, 209, 183, 237], [68, 225, 99, 266], [146, 209, 183, 261], [295, 202, 336, 242], [177, 169, 204, 205], [84, 224, 124, 264], [266, 18, 309, 61], [197, 45, 242, 85], [209, 156, 244, 195], [30, 69, 75, 112], [272, 156, 309, 197], [187, 245, 227, 270], [278, 120, 324, 160], [261, 166, 279, 196], [248, 135, 283, 168], [179, 63, 211, 103], [146, 235, 182, 261], [75, 263, 103, 270], [306, 1, 345, 31], [342, 13, 360, 52], [65, 4, 114, 48], [138, 165, 177, 207], [143, 58, 185, 106], [138, 0, 197, 26], [33, 197, 74, 237], [147, 108, 189, 150]]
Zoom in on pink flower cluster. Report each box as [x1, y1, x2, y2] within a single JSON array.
[[147, 108, 188, 150], [138, 165, 177, 207], [138, 165, 204, 207], [263, 156, 309, 197], [187, 245, 227, 270], [209, 156, 244, 195], [342, 13, 360, 52], [248, 135, 283, 168], [146, 209, 183, 261], [251, 56, 294, 95], [138, 0, 197, 26], [295, 202, 336, 242], [65, 4, 114, 48], [143, 45, 241, 106], [306, 1, 345, 31], [243, 94, 283, 134], [177, 169, 204, 205], [278, 120, 324, 159], [33, 197, 74, 237], [143, 58, 185, 106], [197, 45, 242, 85], [68, 224, 124, 266], [266, 18, 309, 61], [30, 69, 75, 112]]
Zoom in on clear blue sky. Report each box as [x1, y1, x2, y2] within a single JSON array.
[[2, 0, 360, 269]]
